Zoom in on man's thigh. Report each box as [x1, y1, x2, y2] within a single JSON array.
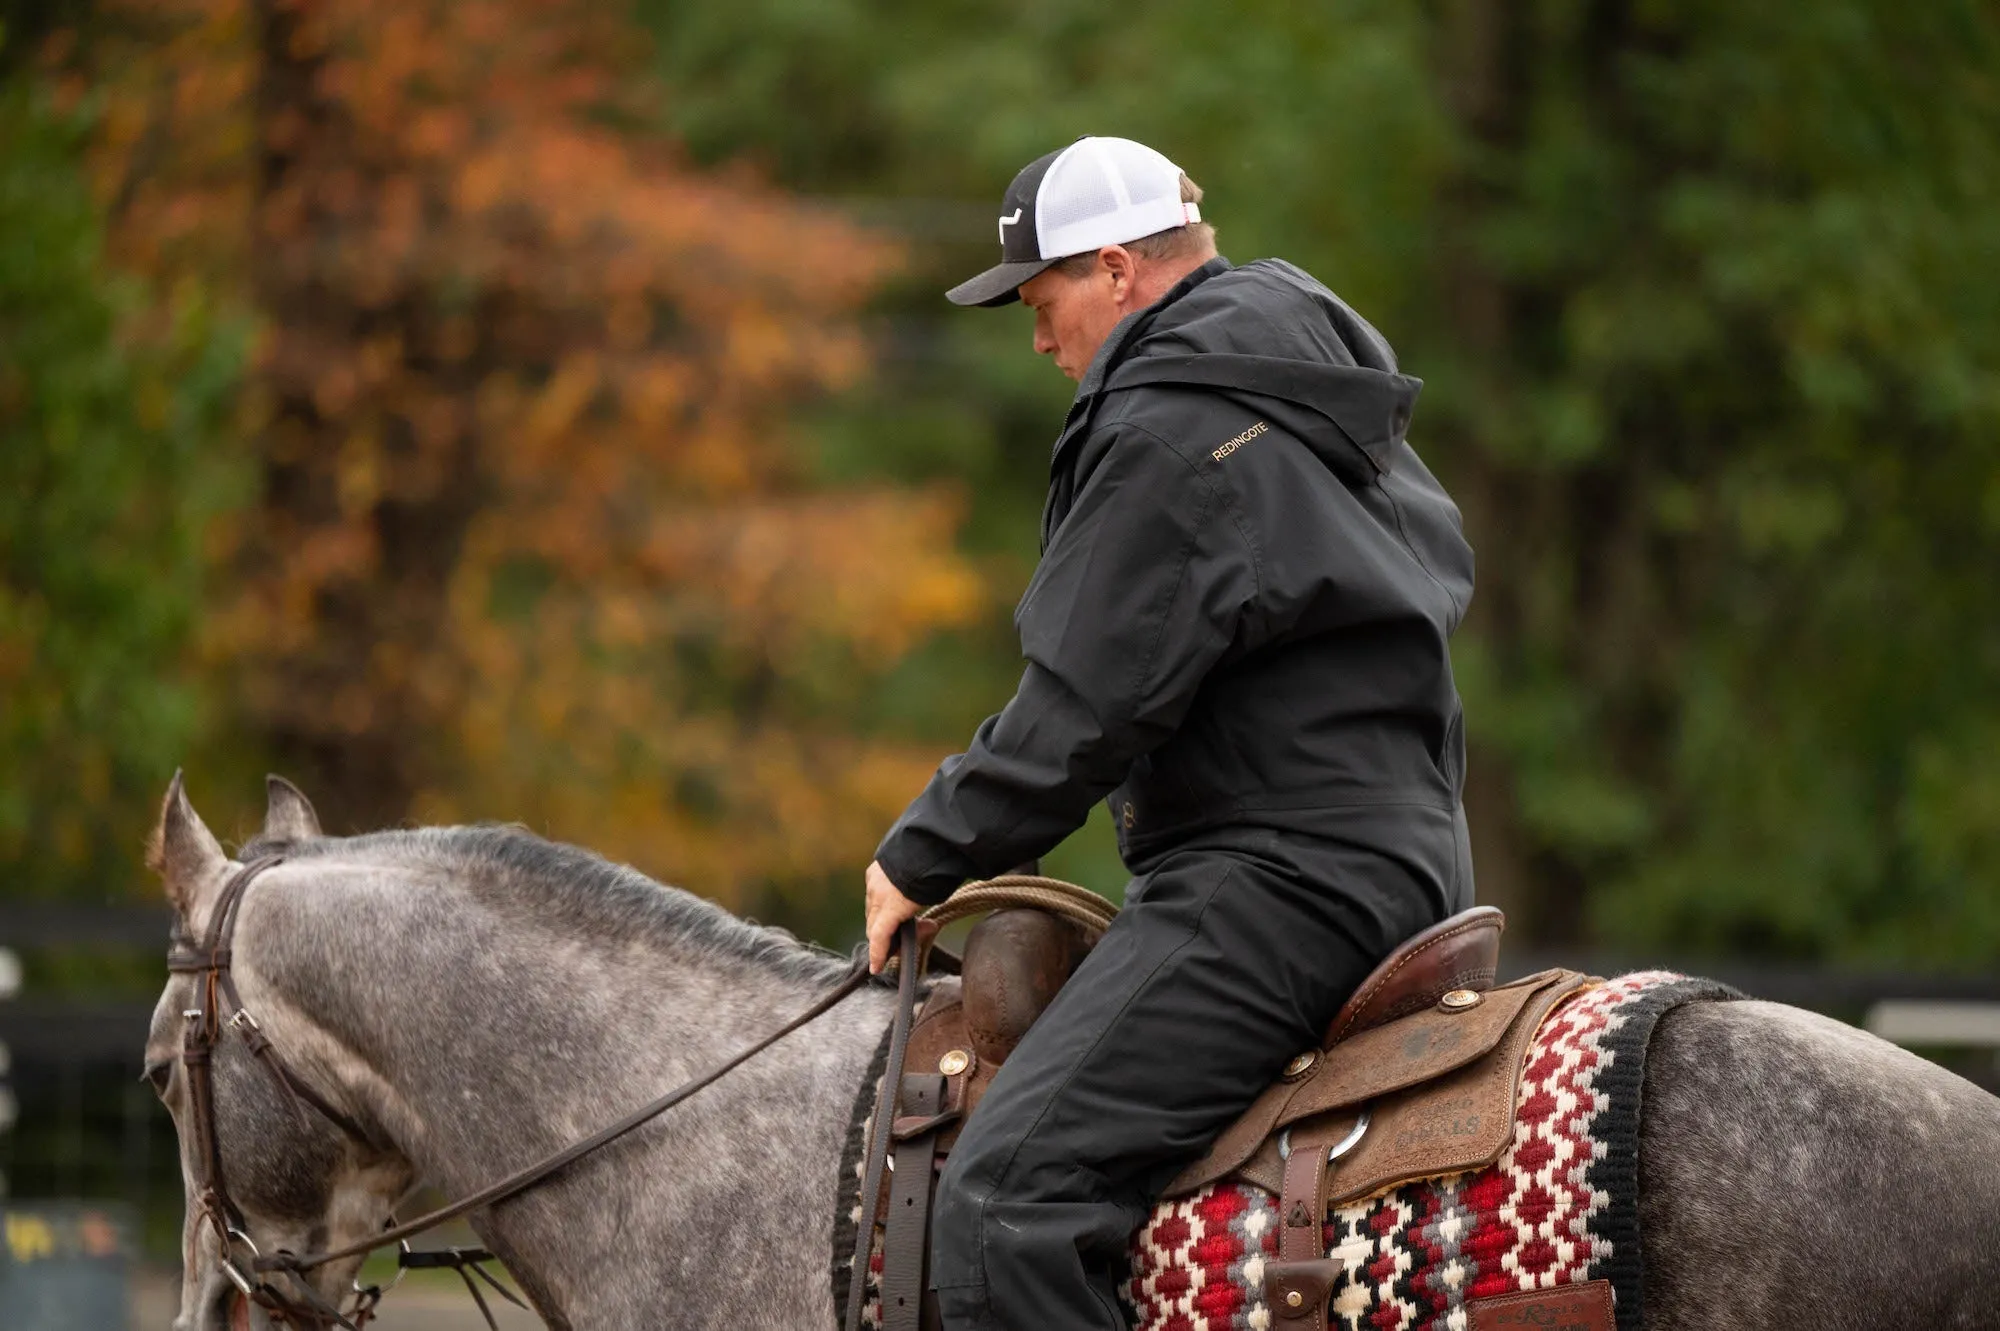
[[942, 837, 1391, 1238]]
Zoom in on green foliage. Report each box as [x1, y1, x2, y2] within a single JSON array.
[[0, 79, 247, 900], [639, 0, 2000, 963], [1470, 1, 2000, 966]]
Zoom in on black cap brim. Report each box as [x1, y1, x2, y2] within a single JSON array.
[[946, 258, 1057, 308]]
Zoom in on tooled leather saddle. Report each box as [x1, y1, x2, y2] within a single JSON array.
[[864, 907, 1593, 1331]]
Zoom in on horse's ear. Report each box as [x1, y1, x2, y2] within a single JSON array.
[[263, 774, 323, 841], [147, 770, 230, 916]]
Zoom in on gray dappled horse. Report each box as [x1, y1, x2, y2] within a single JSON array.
[[146, 777, 2000, 1330]]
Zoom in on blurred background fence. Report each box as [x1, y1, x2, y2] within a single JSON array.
[[2, 0, 1997, 1284]]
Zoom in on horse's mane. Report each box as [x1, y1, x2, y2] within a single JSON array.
[[239, 823, 851, 986]]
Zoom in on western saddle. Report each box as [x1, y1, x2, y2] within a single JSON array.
[[864, 904, 1592, 1331]]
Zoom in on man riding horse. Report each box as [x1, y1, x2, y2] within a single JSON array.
[[861, 136, 1477, 1331]]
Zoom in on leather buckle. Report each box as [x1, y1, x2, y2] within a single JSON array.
[[1266, 1257, 1343, 1320]]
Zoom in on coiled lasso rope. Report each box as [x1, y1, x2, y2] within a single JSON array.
[[920, 873, 1119, 938]]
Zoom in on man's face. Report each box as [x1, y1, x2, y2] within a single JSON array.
[[1019, 259, 1128, 382]]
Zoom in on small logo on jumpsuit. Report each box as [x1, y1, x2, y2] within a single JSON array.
[[1212, 421, 1269, 461]]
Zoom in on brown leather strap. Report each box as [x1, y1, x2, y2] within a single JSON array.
[[880, 1073, 945, 1331], [172, 857, 366, 1326], [214, 964, 376, 1144], [1266, 1122, 1339, 1326], [842, 922, 922, 1331], [171, 856, 287, 1245]]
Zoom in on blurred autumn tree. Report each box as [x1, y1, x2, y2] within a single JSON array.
[[51, 0, 982, 916]]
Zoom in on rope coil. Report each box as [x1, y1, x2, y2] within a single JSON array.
[[920, 873, 1118, 936]]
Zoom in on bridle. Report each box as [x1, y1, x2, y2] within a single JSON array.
[[166, 855, 880, 1329], [170, 856, 395, 1328]]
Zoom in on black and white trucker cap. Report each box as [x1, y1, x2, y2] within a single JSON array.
[[946, 136, 1202, 307]]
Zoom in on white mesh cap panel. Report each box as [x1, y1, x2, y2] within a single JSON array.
[[1036, 143, 1122, 242], [1035, 137, 1201, 260]]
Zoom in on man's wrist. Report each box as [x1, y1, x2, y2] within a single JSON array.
[[872, 840, 962, 907]]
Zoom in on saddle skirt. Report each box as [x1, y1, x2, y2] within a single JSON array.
[[840, 906, 1617, 1331]]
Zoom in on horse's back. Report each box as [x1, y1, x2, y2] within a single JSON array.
[[1639, 998, 2000, 1330]]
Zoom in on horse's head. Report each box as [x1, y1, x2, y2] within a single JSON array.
[[145, 774, 415, 1330]]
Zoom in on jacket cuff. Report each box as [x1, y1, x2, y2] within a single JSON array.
[[873, 834, 969, 907]]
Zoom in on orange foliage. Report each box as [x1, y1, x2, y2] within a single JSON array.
[[86, 0, 983, 903]]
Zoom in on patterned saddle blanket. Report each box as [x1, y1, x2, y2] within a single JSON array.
[[1120, 972, 1735, 1331]]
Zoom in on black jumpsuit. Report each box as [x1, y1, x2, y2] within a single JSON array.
[[873, 256, 1477, 1330]]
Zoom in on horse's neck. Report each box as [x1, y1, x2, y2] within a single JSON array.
[[282, 882, 896, 1325]]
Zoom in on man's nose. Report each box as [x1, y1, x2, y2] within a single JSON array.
[[1033, 324, 1056, 357]]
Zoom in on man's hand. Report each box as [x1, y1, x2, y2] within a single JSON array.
[[864, 859, 926, 974]]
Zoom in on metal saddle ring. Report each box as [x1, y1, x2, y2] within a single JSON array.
[[1277, 1107, 1372, 1163]]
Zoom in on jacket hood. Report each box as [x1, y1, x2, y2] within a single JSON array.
[[1068, 258, 1421, 486]]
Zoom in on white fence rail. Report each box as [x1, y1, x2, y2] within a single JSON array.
[[1864, 1000, 2000, 1049]]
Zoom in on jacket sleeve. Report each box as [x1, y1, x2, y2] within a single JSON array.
[[874, 423, 1257, 904]]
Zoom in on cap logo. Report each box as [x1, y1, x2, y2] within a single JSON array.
[[997, 208, 1023, 244]]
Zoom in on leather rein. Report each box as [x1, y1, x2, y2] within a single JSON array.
[[167, 855, 886, 1329]]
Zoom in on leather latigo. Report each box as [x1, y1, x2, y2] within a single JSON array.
[[1466, 1279, 1615, 1331], [1263, 1118, 1341, 1328], [874, 978, 981, 1216], [1167, 969, 1588, 1199]]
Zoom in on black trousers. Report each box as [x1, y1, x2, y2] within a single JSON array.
[[930, 812, 1471, 1330]]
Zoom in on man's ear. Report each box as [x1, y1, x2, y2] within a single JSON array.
[[146, 771, 231, 921], [1099, 245, 1138, 303], [262, 774, 323, 841]]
